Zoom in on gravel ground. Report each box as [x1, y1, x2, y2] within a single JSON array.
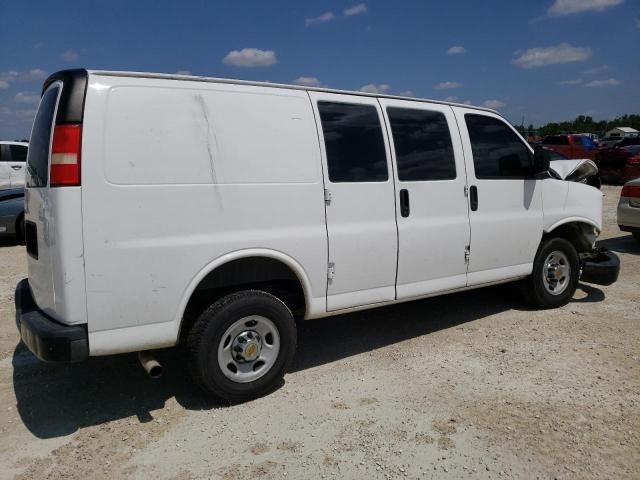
[[0, 185, 638, 479]]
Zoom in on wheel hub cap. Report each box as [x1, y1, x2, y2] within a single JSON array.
[[542, 250, 571, 296], [218, 315, 280, 383], [232, 331, 262, 362]]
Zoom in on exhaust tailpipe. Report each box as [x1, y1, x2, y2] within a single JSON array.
[[138, 351, 163, 379]]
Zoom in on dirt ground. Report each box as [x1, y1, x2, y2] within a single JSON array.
[[0, 185, 637, 480]]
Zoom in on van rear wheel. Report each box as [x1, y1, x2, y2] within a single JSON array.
[[187, 290, 297, 402], [521, 238, 579, 309]]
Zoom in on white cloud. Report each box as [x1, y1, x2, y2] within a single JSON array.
[[584, 78, 620, 87], [0, 69, 47, 83], [583, 65, 609, 75], [512, 43, 591, 68], [305, 11, 335, 26], [344, 3, 367, 16], [399, 90, 414, 97], [175, 69, 192, 75], [483, 99, 506, 109], [15, 108, 36, 120], [15, 92, 40, 104], [447, 46, 466, 55], [549, 0, 623, 16], [444, 96, 459, 102], [463, 100, 472, 105], [359, 83, 390, 94], [636, 17, 640, 28], [222, 48, 277, 68], [61, 50, 79, 62], [0, 80, 8, 89], [434, 81, 463, 89], [558, 79, 583, 85], [292, 76, 324, 87]]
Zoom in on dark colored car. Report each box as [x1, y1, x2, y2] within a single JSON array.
[[542, 134, 596, 160], [0, 188, 25, 243], [596, 145, 640, 184]]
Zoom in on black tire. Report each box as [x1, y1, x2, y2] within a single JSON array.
[[187, 290, 297, 402], [633, 232, 640, 243], [521, 238, 580, 309], [15, 214, 25, 245]]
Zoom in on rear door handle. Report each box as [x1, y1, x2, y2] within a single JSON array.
[[400, 189, 410, 217], [469, 185, 478, 211], [11, 165, 23, 170]]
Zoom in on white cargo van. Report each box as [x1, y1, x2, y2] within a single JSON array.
[[15, 69, 619, 401]]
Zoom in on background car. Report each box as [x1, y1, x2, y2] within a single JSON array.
[[0, 188, 25, 243], [542, 134, 596, 160], [596, 144, 640, 184], [0, 141, 28, 190], [618, 178, 640, 243]]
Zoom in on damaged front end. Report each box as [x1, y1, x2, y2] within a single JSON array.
[[549, 159, 601, 188]]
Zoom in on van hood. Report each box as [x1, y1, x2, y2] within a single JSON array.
[[550, 159, 599, 182]]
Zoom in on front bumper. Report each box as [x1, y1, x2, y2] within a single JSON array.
[[580, 248, 620, 286], [15, 279, 88, 362]]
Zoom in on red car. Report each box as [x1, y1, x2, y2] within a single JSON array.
[[597, 145, 640, 184], [542, 134, 597, 160]]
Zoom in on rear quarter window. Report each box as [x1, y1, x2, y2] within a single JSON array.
[[26, 84, 61, 187]]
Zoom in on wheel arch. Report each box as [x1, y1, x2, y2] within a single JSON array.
[[543, 218, 599, 253], [176, 249, 313, 339]]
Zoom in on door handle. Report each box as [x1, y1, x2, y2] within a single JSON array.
[[400, 189, 410, 217], [11, 165, 23, 170], [469, 185, 478, 211]]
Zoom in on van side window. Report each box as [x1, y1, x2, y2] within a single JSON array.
[[387, 107, 456, 181], [10, 145, 28, 162], [318, 101, 388, 182], [465, 114, 532, 179]]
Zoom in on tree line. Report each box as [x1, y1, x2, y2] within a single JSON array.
[[514, 114, 640, 138]]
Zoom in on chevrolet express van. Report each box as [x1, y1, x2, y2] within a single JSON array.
[[15, 70, 619, 401]]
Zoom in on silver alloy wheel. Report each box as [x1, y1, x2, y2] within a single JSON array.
[[217, 315, 280, 383], [542, 250, 571, 296]]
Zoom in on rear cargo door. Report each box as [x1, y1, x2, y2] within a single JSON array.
[[24, 82, 63, 316]]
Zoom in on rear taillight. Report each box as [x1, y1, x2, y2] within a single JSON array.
[[621, 184, 640, 198], [51, 124, 82, 186]]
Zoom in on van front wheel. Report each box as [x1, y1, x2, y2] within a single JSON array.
[[187, 290, 297, 402], [522, 238, 579, 309]]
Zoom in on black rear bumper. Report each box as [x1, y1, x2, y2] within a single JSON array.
[[580, 248, 620, 286], [15, 279, 88, 362]]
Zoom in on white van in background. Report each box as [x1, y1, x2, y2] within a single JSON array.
[[15, 70, 619, 402], [0, 141, 28, 189]]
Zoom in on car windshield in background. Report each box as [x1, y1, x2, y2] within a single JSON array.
[[542, 136, 569, 145], [618, 137, 640, 147], [623, 145, 640, 155]]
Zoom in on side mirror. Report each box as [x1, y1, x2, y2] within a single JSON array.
[[532, 147, 550, 175]]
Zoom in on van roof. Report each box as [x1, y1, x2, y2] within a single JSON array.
[[88, 70, 498, 115]]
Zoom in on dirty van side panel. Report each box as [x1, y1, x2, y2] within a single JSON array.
[[81, 76, 327, 340]]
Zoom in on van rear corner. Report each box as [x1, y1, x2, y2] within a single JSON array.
[[16, 69, 90, 362]]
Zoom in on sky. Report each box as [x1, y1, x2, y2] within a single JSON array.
[[1, 0, 639, 139]]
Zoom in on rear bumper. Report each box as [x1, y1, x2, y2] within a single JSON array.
[[580, 248, 620, 286], [15, 279, 88, 362]]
